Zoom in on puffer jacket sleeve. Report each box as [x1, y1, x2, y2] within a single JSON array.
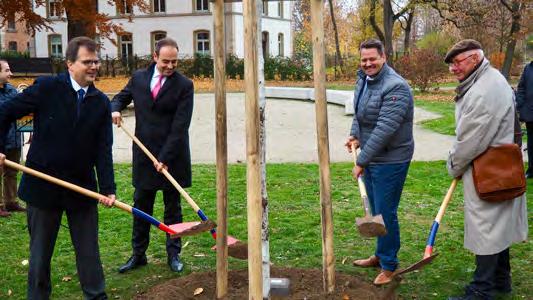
[[357, 82, 412, 166]]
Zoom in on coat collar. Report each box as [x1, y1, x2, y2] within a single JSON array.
[[60, 72, 99, 97], [147, 63, 178, 100], [357, 63, 391, 84]]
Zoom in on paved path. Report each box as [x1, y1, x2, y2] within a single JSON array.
[[111, 93, 455, 163]]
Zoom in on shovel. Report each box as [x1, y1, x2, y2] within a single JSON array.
[[119, 124, 248, 259], [351, 143, 387, 238], [395, 178, 458, 276], [2, 159, 213, 237]]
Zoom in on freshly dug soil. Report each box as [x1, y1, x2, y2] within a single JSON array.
[[135, 267, 400, 299]]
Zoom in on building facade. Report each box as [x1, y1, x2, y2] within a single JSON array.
[[32, 0, 293, 59], [0, 14, 32, 55]]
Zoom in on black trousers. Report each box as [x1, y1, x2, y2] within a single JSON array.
[[526, 122, 533, 175], [26, 205, 107, 300], [466, 248, 511, 299], [131, 188, 182, 259]]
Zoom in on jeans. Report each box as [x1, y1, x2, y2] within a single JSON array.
[[362, 161, 410, 271]]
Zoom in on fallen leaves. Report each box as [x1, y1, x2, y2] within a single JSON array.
[[193, 287, 204, 296]]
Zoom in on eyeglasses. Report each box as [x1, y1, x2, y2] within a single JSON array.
[[449, 54, 474, 67], [79, 59, 101, 67]]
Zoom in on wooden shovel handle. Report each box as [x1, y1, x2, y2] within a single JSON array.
[[350, 143, 372, 217], [435, 178, 458, 223], [3, 159, 132, 212], [119, 124, 201, 213]]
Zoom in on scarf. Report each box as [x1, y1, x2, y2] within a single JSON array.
[[454, 58, 490, 102]]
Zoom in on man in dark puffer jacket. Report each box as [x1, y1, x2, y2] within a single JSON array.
[[345, 39, 414, 285]]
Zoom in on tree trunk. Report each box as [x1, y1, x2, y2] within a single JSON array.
[[383, 0, 395, 64], [501, 1, 522, 79], [327, 0, 344, 76], [257, 1, 270, 299], [369, 0, 385, 42], [403, 9, 415, 54]]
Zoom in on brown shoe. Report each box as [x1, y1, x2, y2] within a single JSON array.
[[353, 255, 380, 268], [0, 208, 11, 217], [373, 269, 396, 285], [5, 202, 26, 212]]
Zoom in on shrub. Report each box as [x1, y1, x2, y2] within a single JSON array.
[[0, 51, 30, 59], [416, 32, 455, 56], [395, 49, 448, 92]]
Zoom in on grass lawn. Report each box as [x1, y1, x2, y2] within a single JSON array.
[[0, 162, 531, 299], [414, 99, 456, 136]]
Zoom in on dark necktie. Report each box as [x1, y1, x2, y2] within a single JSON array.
[[77, 89, 85, 117]]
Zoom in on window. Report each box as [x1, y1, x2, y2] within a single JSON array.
[[278, 1, 284, 18], [117, 0, 132, 15], [48, 34, 62, 58], [47, 0, 62, 18], [7, 16, 16, 31], [262, 31, 269, 57], [153, 0, 166, 13], [8, 41, 17, 52], [195, 31, 210, 54], [262, 0, 268, 16], [151, 31, 167, 53], [277, 33, 284, 57], [119, 34, 133, 60], [195, 0, 209, 12]]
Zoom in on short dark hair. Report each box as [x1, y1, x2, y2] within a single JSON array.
[[155, 37, 179, 56], [65, 36, 97, 63], [0, 59, 7, 71], [360, 39, 385, 56]]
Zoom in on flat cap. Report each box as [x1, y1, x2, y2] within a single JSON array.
[[444, 39, 482, 63]]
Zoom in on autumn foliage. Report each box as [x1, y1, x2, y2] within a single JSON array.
[[395, 49, 448, 92]]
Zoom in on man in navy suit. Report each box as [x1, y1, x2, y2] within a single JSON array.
[[0, 36, 116, 300], [111, 37, 193, 273]]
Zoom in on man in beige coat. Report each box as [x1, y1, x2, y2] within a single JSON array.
[[445, 40, 528, 300]]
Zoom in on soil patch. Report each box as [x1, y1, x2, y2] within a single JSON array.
[[135, 267, 399, 299]]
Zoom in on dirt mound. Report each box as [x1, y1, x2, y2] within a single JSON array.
[[135, 267, 399, 299]]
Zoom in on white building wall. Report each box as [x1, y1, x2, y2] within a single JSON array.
[[32, 0, 291, 58]]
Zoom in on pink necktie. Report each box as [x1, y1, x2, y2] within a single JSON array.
[[151, 75, 164, 100]]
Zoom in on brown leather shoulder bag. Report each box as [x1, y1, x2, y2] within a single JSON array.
[[472, 143, 526, 202]]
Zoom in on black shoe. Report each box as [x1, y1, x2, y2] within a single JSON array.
[[493, 286, 511, 295], [118, 255, 147, 273], [168, 255, 184, 273], [448, 293, 490, 300]]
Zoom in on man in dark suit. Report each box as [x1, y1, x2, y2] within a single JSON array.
[[0, 37, 116, 300], [111, 37, 194, 273]]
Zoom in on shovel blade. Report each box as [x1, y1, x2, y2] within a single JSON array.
[[356, 214, 387, 238], [169, 220, 216, 239], [210, 236, 248, 260], [395, 253, 439, 276]]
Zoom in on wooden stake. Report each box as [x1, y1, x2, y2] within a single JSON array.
[[311, 0, 335, 293], [256, 0, 271, 298], [213, 0, 229, 298], [243, 0, 263, 299]]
